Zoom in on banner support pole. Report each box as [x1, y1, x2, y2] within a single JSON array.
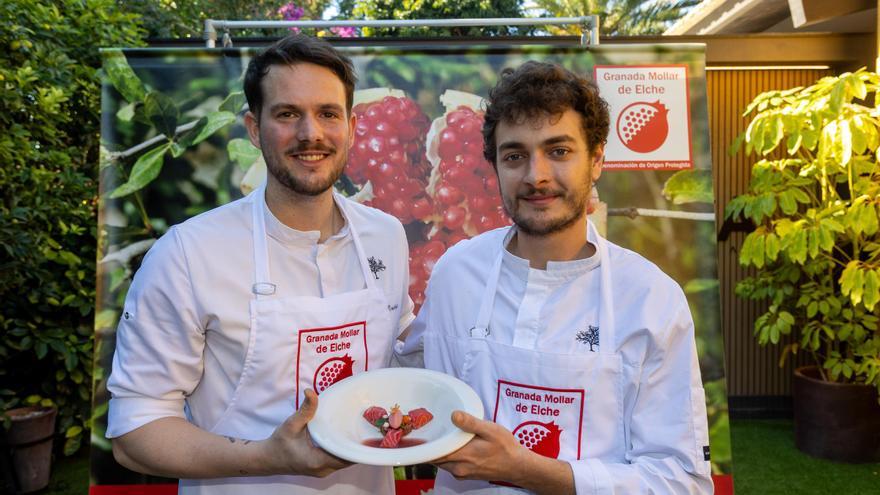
[[203, 17, 600, 47]]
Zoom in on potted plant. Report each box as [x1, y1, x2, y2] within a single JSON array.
[[726, 69, 880, 462], [1, 393, 58, 493]]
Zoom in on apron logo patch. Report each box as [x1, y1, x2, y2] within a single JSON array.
[[703, 445, 711, 461], [314, 355, 355, 393], [367, 256, 386, 279], [513, 420, 562, 458], [575, 325, 600, 351], [296, 322, 367, 407], [495, 381, 585, 460]]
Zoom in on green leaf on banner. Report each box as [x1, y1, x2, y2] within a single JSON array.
[[103, 49, 147, 103], [220, 91, 247, 114], [144, 91, 179, 138], [662, 169, 713, 205], [109, 143, 171, 198], [116, 102, 135, 122], [177, 111, 236, 150], [228, 138, 262, 170]]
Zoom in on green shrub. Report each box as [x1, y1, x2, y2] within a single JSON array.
[[0, 0, 144, 455]]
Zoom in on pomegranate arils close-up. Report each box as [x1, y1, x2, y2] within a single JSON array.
[[347, 95, 433, 225]]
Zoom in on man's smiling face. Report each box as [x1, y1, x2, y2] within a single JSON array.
[[494, 109, 604, 236], [246, 62, 355, 197]]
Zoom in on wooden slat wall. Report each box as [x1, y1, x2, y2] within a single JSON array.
[[708, 68, 833, 397]]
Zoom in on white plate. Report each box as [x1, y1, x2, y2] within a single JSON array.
[[308, 367, 483, 466]]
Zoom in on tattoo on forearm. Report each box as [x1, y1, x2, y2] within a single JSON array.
[[224, 436, 252, 445]]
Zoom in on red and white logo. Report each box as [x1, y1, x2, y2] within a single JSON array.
[[296, 322, 367, 407], [314, 354, 355, 393], [512, 420, 562, 458], [493, 380, 585, 460], [594, 65, 692, 170], [617, 100, 669, 153]]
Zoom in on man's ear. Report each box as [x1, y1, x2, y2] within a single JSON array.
[[244, 111, 261, 149], [347, 112, 357, 150], [591, 144, 605, 182]]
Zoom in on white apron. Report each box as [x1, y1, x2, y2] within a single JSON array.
[[425, 222, 624, 494], [180, 185, 396, 494]]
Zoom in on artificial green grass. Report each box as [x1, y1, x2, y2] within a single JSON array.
[[730, 419, 880, 494], [39, 420, 880, 494]]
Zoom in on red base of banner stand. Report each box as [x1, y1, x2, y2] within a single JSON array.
[[90, 475, 734, 494], [90, 485, 177, 495]]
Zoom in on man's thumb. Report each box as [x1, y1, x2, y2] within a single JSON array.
[[293, 389, 319, 425]]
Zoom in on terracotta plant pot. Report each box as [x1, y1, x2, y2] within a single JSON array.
[[793, 366, 880, 463], [1, 406, 57, 493]]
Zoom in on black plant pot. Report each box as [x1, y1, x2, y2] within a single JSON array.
[[793, 366, 880, 463]]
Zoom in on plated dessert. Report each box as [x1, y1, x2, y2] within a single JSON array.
[[362, 404, 434, 448]]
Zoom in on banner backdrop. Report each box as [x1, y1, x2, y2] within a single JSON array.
[[94, 42, 732, 493]]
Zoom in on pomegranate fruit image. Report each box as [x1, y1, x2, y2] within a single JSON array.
[[347, 88, 434, 224], [512, 420, 562, 458], [616, 100, 669, 153], [426, 90, 510, 238], [313, 354, 355, 393]]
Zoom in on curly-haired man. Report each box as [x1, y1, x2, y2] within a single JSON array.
[[398, 61, 714, 494]]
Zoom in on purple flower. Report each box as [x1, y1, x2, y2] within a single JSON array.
[[330, 26, 357, 37], [278, 2, 305, 31], [278, 3, 305, 20]]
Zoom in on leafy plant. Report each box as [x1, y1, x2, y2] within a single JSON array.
[[347, 0, 528, 37], [0, 0, 144, 455], [122, 0, 332, 39], [726, 69, 880, 394], [532, 0, 700, 36]]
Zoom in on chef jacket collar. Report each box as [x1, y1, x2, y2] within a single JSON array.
[[501, 224, 602, 284], [262, 190, 351, 246]]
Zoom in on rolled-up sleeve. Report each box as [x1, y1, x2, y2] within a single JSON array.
[[569, 297, 714, 494], [106, 227, 206, 438]]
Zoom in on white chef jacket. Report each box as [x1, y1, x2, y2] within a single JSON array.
[[397, 225, 713, 494], [106, 191, 414, 456]]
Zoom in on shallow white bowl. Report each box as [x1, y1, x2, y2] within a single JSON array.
[[308, 367, 483, 466]]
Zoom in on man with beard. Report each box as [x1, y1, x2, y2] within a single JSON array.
[[107, 34, 414, 495], [396, 62, 713, 494]]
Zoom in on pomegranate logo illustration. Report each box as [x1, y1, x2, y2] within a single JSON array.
[[617, 100, 669, 153], [313, 354, 354, 393], [512, 420, 562, 458]]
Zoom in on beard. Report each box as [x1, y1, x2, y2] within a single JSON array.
[[502, 183, 590, 236], [263, 141, 347, 197]]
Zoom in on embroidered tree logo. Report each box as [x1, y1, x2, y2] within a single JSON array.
[[368, 256, 386, 280], [575, 325, 599, 352]]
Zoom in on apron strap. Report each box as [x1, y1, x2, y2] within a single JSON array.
[[334, 192, 378, 291], [251, 182, 274, 300], [588, 220, 616, 355], [470, 246, 506, 337]]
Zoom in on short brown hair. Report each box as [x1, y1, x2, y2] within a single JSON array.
[[244, 34, 357, 118], [482, 61, 609, 164]]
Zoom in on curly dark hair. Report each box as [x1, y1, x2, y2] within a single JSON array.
[[244, 34, 357, 118], [482, 61, 610, 165]]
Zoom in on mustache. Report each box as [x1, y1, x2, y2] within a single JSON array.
[[285, 143, 336, 154], [517, 186, 564, 199]]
